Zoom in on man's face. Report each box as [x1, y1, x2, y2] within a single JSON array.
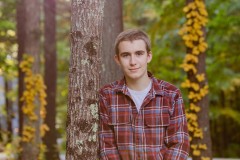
[[115, 39, 152, 82]]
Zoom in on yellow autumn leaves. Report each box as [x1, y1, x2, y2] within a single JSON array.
[[179, 0, 209, 159], [20, 55, 49, 142]]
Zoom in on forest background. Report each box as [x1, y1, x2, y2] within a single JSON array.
[[0, 0, 240, 159]]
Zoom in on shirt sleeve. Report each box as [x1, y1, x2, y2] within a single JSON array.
[[164, 90, 190, 160], [98, 91, 121, 160]]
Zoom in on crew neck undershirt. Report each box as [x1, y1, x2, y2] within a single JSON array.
[[127, 80, 152, 112]]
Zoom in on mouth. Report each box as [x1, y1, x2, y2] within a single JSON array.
[[129, 68, 139, 71]]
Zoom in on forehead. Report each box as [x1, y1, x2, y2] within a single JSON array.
[[118, 39, 146, 53]]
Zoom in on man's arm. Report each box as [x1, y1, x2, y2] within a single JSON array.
[[164, 90, 190, 160], [98, 92, 121, 160]]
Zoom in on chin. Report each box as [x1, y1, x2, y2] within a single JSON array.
[[125, 73, 143, 81]]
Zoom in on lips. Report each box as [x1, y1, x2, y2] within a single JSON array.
[[129, 68, 139, 71]]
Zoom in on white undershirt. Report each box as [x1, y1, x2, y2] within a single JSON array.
[[127, 80, 152, 112]]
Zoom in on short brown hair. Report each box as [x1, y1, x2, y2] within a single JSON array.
[[114, 29, 151, 55]]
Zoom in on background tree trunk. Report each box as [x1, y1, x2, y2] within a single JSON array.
[[66, 0, 105, 159], [43, 0, 59, 159], [187, 51, 212, 160], [185, 0, 212, 159], [5, 80, 13, 143], [16, 0, 26, 139], [101, 0, 123, 86], [17, 0, 41, 159]]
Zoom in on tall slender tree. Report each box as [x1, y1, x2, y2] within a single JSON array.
[[16, 0, 26, 139], [43, 0, 59, 159], [101, 0, 123, 86], [5, 81, 13, 143], [179, 0, 212, 159], [17, 0, 42, 159], [66, 0, 105, 159]]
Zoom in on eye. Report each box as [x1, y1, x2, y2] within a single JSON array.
[[120, 53, 130, 57], [136, 51, 144, 56]]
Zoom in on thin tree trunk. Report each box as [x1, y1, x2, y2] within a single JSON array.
[[5, 80, 13, 143], [43, 0, 59, 159], [101, 0, 123, 86], [187, 49, 212, 159], [17, 0, 41, 159], [185, 0, 212, 159], [16, 0, 26, 139], [66, 0, 105, 159]]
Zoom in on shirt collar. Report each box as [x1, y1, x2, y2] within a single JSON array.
[[115, 71, 164, 96]]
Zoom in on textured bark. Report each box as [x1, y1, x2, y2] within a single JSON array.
[[66, 0, 105, 159], [43, 0, 59, 159], [16, 0, 26, 138], [5, 80, 13, 143], [186, 0, 212, 159], [101, 0, 123, 87], [17, 0, 41, 159], [187, 52, 212, 160]]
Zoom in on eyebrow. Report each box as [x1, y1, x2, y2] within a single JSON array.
[[119, 52, 130, 56], [119, 50, 145, 55], [135, 50, 145, 54]]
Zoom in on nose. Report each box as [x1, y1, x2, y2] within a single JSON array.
[[130, 55, 136, 66]]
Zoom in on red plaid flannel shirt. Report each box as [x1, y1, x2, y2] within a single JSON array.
[[99, 73, 190, 160]]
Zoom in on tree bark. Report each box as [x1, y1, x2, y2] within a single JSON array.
[[187, 51, 212, 160], [101, 0, 123, 86], [66, 0, 105, 159], [185, 0, 212, 159], [43, 0, 59, 159], [17, 0, 41, 159], [16, 0, 26, 139], [5, 80, 13, 143]]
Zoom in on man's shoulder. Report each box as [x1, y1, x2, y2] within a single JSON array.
[[152, 77, 180, 93], [99, 80, 123, 94]]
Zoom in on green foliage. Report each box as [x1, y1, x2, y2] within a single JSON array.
[[211, 107, 240, 125], [206, 0, 240, 102], [55, 0, 71, 153], [4, 137, 20, 159], [0, 0, 17, 79]]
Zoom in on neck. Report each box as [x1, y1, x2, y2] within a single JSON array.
[[126, 75, 151, 91]]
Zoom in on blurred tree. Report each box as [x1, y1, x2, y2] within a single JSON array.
[[16, 0, 26, 140], [179, 0, 212, 159], [66, 0, 105, 159], [5, 81, 13, 143], [16, 0, 42, 159], [43, 0, 59, 159], [101, 0, 123, 86]]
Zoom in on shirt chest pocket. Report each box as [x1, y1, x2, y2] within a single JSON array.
[[108, 105, 132, 125], [144, 110, 170, 127]]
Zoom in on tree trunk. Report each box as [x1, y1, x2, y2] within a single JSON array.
[[101, 0, 123, 86], [66, 0, 105, 159], [185, 0, 212, 159], [5, 80, 13, 143], [17, 0, 41, 159], [187, 50, 212, 160], [16, 0, 26, 139], [43, 0, 59, 159]]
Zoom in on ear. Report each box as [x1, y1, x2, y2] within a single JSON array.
[[147, 51, 152, 63], [114, 54, 120, 65]]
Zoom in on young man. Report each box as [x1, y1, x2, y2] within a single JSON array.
[[98, 29, 189, 160]]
